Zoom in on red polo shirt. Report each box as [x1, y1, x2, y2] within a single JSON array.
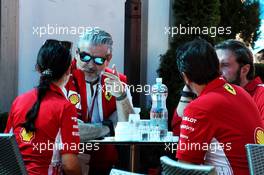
[[244, 76, 264, 125], [171, 110, 181, 136], [176, 77, 264, 175], [5, 84, 80, 175]]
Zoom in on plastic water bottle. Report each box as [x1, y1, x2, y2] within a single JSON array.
[[150, 78, 168, 140]]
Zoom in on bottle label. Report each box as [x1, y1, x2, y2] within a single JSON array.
[[150, 111, 168, 119]]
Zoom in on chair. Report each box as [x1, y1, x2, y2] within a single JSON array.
[[160, 156, 216, 175], [109, 168, 146, 175], [245, 144, 264, 175], [0, 134, 27, 175]]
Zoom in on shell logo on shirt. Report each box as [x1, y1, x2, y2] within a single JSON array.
[[68, 91, 81, 109], [223, 83, 236, 95], [254, 127, 264, 144], [20, 127, 35, 143], [69, 94, 80, 105]]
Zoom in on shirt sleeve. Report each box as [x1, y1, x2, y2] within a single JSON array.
[[176, 106, 213, 164], [60, 104, 80, 155], [108, 111, 118, 127], [255, 88, 264, 125]]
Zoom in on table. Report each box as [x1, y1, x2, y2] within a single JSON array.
[[89, 136, 179, 172]]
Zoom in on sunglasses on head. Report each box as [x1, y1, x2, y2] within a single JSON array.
[[44, 39, 72, 51], [77, 49, 107, 65]]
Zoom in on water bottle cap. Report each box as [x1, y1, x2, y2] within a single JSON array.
[[156, 78, 162, 84]]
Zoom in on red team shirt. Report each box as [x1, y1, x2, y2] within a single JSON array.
[[176, 77, 264, 175], [5, 84, 80, 175], [244, 76, 264, 125]]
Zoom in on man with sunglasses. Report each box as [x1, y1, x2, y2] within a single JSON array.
[[66, 29, 134, 175], [215, 39, 264, 125]]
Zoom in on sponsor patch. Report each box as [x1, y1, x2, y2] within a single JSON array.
[[20, 127, 35, 143], [68, 92, 80, 105], [223, 83, 236, 95], [105, 91, 112, 101], [254, 127, 264, 144]]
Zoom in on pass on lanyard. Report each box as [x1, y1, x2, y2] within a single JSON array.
[[88, 84, 99, 121]]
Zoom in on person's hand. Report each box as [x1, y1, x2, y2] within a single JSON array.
[[104, 64, 125, 98]]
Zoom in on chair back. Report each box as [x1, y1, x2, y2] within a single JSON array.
[[246, 144, 264, 175], [160, 156, 216, 175], [109, 168, 145, 175], [0, 134, 27, 175]]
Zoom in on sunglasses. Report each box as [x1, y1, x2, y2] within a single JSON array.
[[78, 49, 107, 65], [44, 39, 72, 51]]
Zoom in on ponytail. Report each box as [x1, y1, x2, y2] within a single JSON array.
[[22, 39, 72, 132], [22, 73, 51, 132]]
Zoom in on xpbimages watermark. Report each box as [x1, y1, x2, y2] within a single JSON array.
[[33, 141, 100, 154], [164, 24, 231, 38], [104, 82, 152, 95], [99, 81, 163, 96], [32, 24, 100, 37], [164, 142, 232, 154]]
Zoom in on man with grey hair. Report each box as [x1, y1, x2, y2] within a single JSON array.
[[66, 29, 134, 174]]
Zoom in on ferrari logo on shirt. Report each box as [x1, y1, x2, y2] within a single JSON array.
[[20, 127, 35, 143], [105, 91, 112, 101], [254, 127, 264, 144], [223, 83, 236, 95]]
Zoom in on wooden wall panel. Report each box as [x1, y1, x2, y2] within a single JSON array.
[[0, 0, 19, 112], [124, 0, 141, 106]]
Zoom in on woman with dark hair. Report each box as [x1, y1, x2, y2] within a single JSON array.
[[5, 39, 82, 175]]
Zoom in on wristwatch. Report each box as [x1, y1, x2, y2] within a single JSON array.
[[116, 91, 127, 101], [180, 91, 196, 98]]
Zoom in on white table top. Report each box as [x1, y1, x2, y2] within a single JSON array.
[[88, 136, 179, 144]]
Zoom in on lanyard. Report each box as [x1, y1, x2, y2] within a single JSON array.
[[88, 84, 99, 120]]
